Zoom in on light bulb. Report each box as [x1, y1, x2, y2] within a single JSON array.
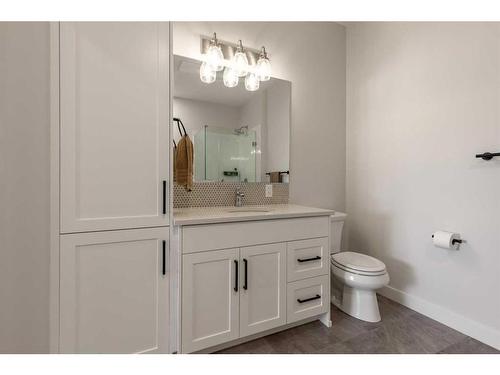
[[223, 67, 239, 88], [256, 47, 271, 81], [206, 33, 224, 71], [232, 40, 249, 77], [199, 62, 216, 84], [245, 73, 259, 91]]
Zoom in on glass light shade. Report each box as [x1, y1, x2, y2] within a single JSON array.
[[256, 56, 271, 81], [223, 67, 239, 88], [232, 51, 249, 77], [245, 72, 260, 91], [206, 44, 224, 71], [199, 62, 216, 84]]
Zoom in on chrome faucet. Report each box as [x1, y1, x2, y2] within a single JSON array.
[[235, 188, 245, 207]]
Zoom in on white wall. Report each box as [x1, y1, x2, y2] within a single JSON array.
[[0, 22, 50, 353], [173, 22, 346, 210], [346, 22, 500, 348]]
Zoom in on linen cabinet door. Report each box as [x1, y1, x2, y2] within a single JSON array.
[[60, 22, 170, 233], [182, 248, 240, 353], [59, 228, 169, 354], [239, 243, 286, 337]]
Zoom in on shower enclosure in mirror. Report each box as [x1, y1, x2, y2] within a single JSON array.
[[173, 54, 291, 183], [194, 125, 257, 182]]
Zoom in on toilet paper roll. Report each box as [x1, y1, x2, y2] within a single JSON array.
[[433, 231, 461, 250]]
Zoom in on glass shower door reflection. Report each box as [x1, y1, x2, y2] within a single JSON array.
[[194, 126, 257, 182]]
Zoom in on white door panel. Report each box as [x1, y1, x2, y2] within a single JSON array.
[[239, 243, 286, 337], [60, 22, 170, 233], [181, 248, 239, 353], [60, 227, 169, 353]]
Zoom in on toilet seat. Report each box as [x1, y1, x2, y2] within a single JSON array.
[[331, 251, 386, 276]]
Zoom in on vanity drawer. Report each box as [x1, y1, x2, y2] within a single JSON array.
[[286, 275, 330, 324], [287, 238, 329, 282]]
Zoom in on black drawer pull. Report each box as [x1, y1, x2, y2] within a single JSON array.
[[234, 260, 239, 292], [243, 259, 248, 290], [162, 240, 166, 276], [162, 180, 167, 215], [297, 256, 321, 263], [297, 294, 321, 304]]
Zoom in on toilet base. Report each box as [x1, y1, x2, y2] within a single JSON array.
[[332, 285, 381, 323]]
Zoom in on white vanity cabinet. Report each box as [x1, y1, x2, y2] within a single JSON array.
[[59, 22, 170, 233], [177, 215, 332, 353], [181, 242, 287, 352], [59, 228, 169, 354]]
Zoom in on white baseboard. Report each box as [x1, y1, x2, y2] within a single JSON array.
[[380, 285, 500, 350]]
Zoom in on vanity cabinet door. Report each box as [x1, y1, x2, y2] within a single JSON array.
[[182, 248, 240, 353], [59, 228, 169, 354], [239, 243, 286, 338], [60, 22, 170, 233]]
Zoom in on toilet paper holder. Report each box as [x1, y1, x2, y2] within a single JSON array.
[[431, 234, 463, 245]]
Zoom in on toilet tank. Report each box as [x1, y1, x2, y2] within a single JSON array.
[[330, 212, 347, 254]]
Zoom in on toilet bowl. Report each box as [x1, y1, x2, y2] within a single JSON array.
[[330, 251, 389, 322], [329, 213, 390, 323]]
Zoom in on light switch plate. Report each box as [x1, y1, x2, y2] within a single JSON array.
[[265, 184, 273, 198]]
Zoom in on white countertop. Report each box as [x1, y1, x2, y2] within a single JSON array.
[[173, 204, 335, 226]]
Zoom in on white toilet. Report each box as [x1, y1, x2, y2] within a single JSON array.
[[330, 212, 390, 322]]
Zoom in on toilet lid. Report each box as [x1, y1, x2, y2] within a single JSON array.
[[331, 251, 386, 273]]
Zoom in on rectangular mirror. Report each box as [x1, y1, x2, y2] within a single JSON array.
[[173, 55, 290, 183]]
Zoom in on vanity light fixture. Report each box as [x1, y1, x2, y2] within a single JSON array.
[[199, 61, 216, 84], [255, 46, 271, 82], [205, 32, 224, 72], [232, 40, 249, 77], [199, 33, 272, 91]]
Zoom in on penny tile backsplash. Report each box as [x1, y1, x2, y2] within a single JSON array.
[[173, 182, 289, 208]]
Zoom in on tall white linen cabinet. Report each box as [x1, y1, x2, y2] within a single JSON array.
[[50, 22, 172, 354]]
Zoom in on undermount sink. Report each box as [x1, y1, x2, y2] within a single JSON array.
[[226, 208, 272, 213]]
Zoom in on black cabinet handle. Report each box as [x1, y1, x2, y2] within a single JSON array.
[[297, 256, 321, 263], [243, 259, 248, 290], [234, 260, 238, 292], [297, 294, 321, 304], [475, 152, 500, 161], [162, 180, 167, 214], [162, 240, 166, 276]]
